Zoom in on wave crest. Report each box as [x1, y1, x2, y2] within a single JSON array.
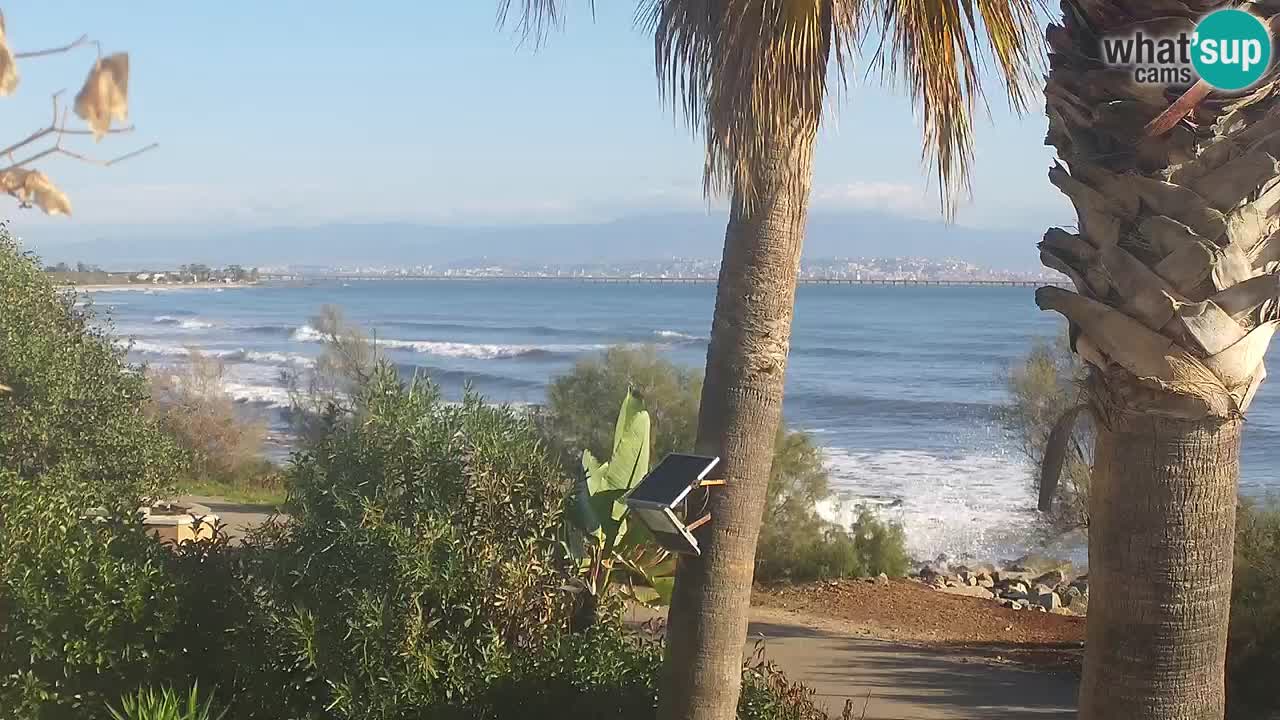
[[291, 324, 598, 360]]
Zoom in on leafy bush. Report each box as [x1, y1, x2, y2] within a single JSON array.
[[757, 510, 909, 582], [1227, 499, 1280, 719], [0, 232, 188, 718], [107, 685, 226, 720], [272, 363, 586, 715], [545, 346, 908, 582]]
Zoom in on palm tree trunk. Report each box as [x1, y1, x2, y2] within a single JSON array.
[[658, 127, 816, 720], [1039, 2, 1280, 717], [1082, 406, 1240, 720]]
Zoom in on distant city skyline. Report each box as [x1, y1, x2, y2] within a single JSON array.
[[4, 2, 1071, 249]]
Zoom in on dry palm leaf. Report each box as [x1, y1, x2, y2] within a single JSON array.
[[74, 52, 128, 140], [0, 168, 72, 215], [1203, 321, 1278, 390], [1035, 286, 1186, 384], [1039, 404, 1087, 513], [0, 12, 17, 96], [1171, 299, 1247, 357]]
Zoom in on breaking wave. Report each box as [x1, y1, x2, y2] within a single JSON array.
[[291, 324, 601, 360], [154, 315, 214, 329]]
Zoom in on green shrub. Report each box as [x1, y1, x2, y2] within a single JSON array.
[[271, 364, 584, 716], [107, 685, 226, 720], [1227, 499, 1280, 719], [0, 232, 188, 718], [757, 510, 909, 582], [545, 346, 908, 583]]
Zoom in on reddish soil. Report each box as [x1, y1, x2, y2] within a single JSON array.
[[752, 578, 1086, 670]]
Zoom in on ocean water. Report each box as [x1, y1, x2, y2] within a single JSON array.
[[85, 280, 1280, 565]]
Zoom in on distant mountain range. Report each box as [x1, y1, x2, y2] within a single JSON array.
[[17, 211, 1042, 271]]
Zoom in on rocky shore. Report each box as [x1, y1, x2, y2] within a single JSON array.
[[913, 556, 1090, 616]]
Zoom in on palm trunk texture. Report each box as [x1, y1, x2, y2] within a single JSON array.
[[1041, 1, 1280, 718], [658, 129, 816, 720]]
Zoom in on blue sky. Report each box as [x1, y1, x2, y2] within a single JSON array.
[[4, 1, 1072, 241]]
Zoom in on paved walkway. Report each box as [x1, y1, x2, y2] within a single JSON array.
[[737, 607, 1078, 719], [183, 496, 1080, 719]]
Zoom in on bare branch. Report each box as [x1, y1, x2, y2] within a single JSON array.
[[14, 34, 90, 59], [0, 92, 135, 160], [58, 141, 158, 167]]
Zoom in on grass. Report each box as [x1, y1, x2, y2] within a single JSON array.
[[176, 477, 286, 508]]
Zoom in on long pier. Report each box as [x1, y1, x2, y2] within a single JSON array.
[[258, 273, 1063, 288]]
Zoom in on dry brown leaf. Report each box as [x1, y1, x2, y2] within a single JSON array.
[[0, 168, 72, 215], [1036, 286, 1183, 383], [1204, 320, 1278, 390], [74, 52, 129, 140], [0, 12, 18, 96], [1172, 299, 1247, 357]]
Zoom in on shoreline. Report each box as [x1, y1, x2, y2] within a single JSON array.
[[71, 281, 259, 292]]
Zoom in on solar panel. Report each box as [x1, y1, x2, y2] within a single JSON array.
[[624, 453, 720, 509]]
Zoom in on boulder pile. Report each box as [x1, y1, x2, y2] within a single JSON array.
[[913, 557, 1089, 616]]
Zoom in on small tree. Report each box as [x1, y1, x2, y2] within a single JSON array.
[[1003, 335, 1092, 534], [0, 12, 155, 216], [147, 351, 268, 485], [283, 305, 382, 443]]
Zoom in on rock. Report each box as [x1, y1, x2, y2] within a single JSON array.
[[931, 577, 947, 589], [1050, 607, 1077, 616], [999, 599, 1021, 610], [1064, 586, 1083, 602], [945, 579, 961, 588], [975, 572, 995, 588], [938, 585, 995, 600], [1033, 584, 1054, 597], [1006, 552, 1070, 576], [1001, 589, 1029, 602], [964, 575, 978, 587], [1015, 599, 1031, 610], [1039, 591, 1063, 611], [1033, 569, 1067, 587], [876, 573, 890, 587], [1068, 594, 1089, 615]]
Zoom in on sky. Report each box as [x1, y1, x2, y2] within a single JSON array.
[[2, 1, 1073, 244]]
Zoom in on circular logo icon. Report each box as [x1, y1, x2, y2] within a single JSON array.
[[1192, 9, 1272, 91]]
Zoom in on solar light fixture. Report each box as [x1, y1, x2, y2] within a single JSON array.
[[623, 453, 722, 556]]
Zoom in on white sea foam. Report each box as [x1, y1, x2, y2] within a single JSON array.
[[222, 382, 293, 408], [291, 324, 600, 359], [126, 340, 310, 367], [818, 447, 1044, 565], [654, 329, 701, 341]]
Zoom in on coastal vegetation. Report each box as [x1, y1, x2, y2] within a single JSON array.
[[543, 346, 909, 582], [1, 232, 844, 719]]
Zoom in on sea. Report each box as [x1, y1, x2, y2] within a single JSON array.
[[82, 280, 1280, 566]]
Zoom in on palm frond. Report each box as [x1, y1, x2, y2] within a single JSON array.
[[870, 0, 1043, 213], [645, 0, 866, 208], [498, 0, 595, 45]]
